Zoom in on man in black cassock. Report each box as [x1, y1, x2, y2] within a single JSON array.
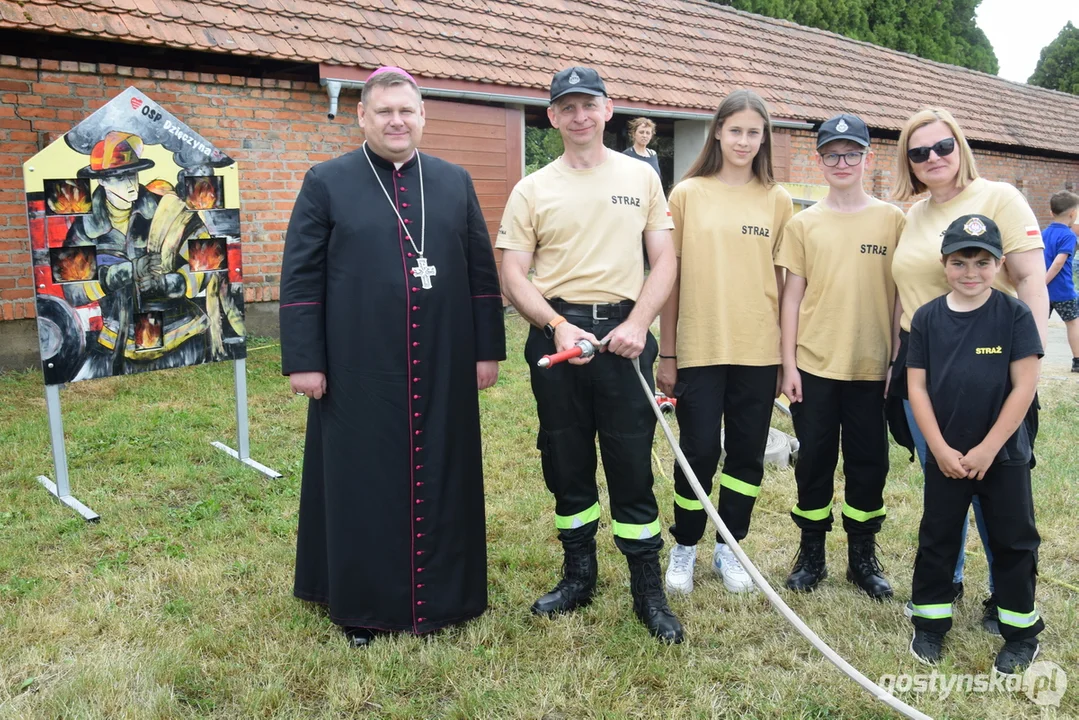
[[279, 66, 506, 647]]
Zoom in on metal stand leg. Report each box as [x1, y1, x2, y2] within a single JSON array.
[[35, 384, 99, 522], [211, 358, 282, 478]]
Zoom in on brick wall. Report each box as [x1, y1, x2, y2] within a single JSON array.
[[3, 54, 1079, 325], [0, 54, 515, 325], [777, 129, 1079, 220]]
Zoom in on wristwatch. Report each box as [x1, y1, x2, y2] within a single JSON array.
[[543, 314, 566, 339]]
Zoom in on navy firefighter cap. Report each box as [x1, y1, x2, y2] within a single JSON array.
[[817, 113, 870, 149], [550, 67, 608, 103], [941, 214, 1003, 259]]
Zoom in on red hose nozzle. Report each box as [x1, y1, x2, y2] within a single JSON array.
[[537, 339, 601, 368]]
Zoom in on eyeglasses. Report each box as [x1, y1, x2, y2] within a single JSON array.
[[820, 151, 865, 167], [907, 137, 956, 164]]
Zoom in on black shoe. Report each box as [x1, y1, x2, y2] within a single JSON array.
[[994, 638, 1039, 675], [952, 580, 964, 601], [1071, 358, 1079, 373], [982, 595, 1002, 636], [628, 554, 684, 644], [531, 539, 598, 616], [910, 628, 945, 666], [785, 531, 827, 592], [846, 534, 893, 600], [344, 626, 376, 648]]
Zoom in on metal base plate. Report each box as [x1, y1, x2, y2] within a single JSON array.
[[211, 442, 282, 478], [36, 475, 100, 522]]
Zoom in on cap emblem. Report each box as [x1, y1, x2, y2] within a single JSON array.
[[568, 70, 580, 85], [836, 119, 849, 132], [964, 217, 987, 236]]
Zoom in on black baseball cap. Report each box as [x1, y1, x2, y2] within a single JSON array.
[[817, 113, 870, 149], [550, 66, 607, 103], [940, 214, 1003, 258]]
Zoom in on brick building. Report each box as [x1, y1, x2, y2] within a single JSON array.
[[1, 0, 1078, 369]]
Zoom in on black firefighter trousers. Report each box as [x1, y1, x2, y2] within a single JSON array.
[[789, 371, 889, 536], [669, 364, 779, 546], [525, 317, 662, 558], [911, 462, 1043, 642]]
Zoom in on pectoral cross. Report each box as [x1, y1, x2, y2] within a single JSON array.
[[411, 256, 437, 289]]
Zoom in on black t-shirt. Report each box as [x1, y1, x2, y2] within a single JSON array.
[[907, 290, 1043, 466], [622, 146, 662, 178]]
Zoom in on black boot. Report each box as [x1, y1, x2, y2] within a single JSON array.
[[846, 534, 893, 600], [627, 553, 684, 644], [785, 531, 828, 592], [531, 539, 598, 616]]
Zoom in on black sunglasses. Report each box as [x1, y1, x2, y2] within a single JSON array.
[[907, 137, 956, 164]]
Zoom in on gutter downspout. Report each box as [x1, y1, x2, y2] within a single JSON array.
[[324, 80, 342, 120]]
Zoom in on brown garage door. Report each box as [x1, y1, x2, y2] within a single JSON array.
[[419, 99, 522, 270]]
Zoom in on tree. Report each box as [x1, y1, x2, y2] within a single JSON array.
[[712, 0, 999, 75], [524, 126, 563, 176], [1029, 22, 1079, 95]]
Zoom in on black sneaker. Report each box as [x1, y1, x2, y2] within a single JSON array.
[[982, 595, 1002, 636], [1071, 358, 1079, 373], [344, 626, 377, 648], [994, 638, 1040, 675], [910, 628, 945, 666]]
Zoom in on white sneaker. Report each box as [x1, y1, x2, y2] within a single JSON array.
[[713, 543, 755, 593], [665, 543, 697, 595]]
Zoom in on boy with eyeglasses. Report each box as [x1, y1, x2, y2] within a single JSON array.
[[776, 113, 905, 598]]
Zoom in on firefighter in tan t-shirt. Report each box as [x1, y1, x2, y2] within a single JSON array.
[[776, 114, 904, 600], [657, 89, 793, 597], [497, 67, 683, 644]]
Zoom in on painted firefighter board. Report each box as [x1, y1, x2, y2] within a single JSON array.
[[24, 87, 245, 386]]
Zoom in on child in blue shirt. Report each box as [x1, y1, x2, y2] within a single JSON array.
[[1043, 191, 1079, 372]]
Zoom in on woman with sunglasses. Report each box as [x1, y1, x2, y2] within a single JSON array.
[[890, 107, 1049, 634]]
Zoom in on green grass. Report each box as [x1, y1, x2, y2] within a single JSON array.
[[1, 317, 1076, 718]]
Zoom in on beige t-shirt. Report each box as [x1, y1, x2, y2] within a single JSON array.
[[776, 198, 906, 381], [893, 178, 1044, 331], [671, 176, 793, 367], [495, 151, 673, 303]]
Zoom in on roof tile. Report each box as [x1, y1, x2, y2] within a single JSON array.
[[10, 0, 1079, 154], [0, 0, 27, 24], [21, 3, 57, 28], [99, 11, 132, 37], [103, 0, 140, 11], [65, 6, 106, 33], [131, 0, 161, 17], [266, 33, 297, 57]]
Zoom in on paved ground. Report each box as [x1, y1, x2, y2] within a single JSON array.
[[1045, 316, 1077, 378]]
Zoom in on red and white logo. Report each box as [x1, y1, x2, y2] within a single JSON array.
[[130, 97, 143, 111]]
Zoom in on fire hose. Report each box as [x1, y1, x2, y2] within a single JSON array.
[[538, 339, 932, 720]]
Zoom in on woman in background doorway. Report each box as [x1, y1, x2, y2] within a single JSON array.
[[624, 117, 662, 178]]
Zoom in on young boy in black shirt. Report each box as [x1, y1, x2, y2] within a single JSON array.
[[906, 214, 1043, 675]]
